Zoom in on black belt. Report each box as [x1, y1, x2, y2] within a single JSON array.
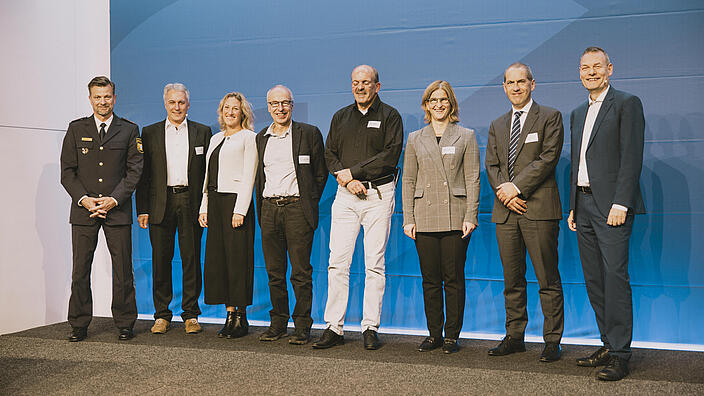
[[577, 186, 592, 194], [360, 173, 394, 190], [264, 196, 300, 206], [168, 185, 189, 194]]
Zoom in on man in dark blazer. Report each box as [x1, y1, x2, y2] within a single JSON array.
[[485, 63, 565, 362], [567, 47, 645, 381], [60, 76, 143, 342], [136, 83, 211, 335], [255, 85, 327, 345]]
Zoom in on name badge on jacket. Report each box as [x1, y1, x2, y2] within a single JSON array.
[[442, 146, 455, 155], [525, 133, 539, 143], [367, 120, 381, 128], [299, 155, 310, 164], [195, 146, 204, 155]]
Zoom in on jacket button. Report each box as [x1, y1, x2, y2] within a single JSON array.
[[98, 194, 103, 197], [98, 178, 103, 182], [426, 184, 430, 188], [427, 201, 431, 206], [99, 162, 103, 166], [443, 181, 447, 186], [443, 199, 448, 204], [450, 165, 455, 169], [99, 146, 104, 150]]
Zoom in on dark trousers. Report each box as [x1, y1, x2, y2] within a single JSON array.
[[260, 199, 314, 331], [68, 223, 137, 329], [575, 191, 634, 359], [495, 213, 564, 343], [149, 190, 203, 321], [414, 231, 469, 340]]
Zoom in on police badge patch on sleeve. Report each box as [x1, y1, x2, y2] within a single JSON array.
[[136, 137, 144, 153]]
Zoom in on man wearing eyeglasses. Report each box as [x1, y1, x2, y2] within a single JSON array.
[[485, 62, 565, 363], [313, 65, 403, 350], [567, 47, 645, 381], [254, 85, 327, 345]]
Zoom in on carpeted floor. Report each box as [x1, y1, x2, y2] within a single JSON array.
[[1, 318, 703, 395]]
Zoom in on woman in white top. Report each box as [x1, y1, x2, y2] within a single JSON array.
[[198, 92, 258, 338]]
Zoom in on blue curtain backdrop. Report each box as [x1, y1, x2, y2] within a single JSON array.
[[110, 0, 704, 345]]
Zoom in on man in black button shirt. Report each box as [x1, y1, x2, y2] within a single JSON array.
[[312, 65, 403, 350]]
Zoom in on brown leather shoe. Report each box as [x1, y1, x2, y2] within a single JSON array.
[[185, 318, 202, 334], [151, 318, 170, 334]]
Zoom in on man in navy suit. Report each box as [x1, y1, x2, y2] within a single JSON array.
[[567, 47, 645, 381]]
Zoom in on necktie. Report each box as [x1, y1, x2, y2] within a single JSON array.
[[508, 111, 522, 181], [99, 123, 106, 141]]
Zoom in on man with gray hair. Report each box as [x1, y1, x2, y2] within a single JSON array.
[[136, 83, 212, 334], [254, 85, 327, 345]]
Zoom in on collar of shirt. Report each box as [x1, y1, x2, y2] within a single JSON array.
[[166, 118, 188, 132], [511, 99, 533, 119], [588, 85, 610, 106], [355, 95, 381, 116], [94, 114, 113, 131], [264, 122, 292, 138]]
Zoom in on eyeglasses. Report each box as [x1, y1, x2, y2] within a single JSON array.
[[268, 100, 293, 108], [426, 98, 450, 106]]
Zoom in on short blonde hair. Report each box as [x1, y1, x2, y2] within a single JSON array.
[[421, 80, 459, 124], [217, 92, 254, 131]]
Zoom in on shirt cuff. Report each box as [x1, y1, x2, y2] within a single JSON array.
[[77, 195, 88, 207], [111, 197, 119, 207], [611, 204, 628, 212], [511, 182, 521, 195]]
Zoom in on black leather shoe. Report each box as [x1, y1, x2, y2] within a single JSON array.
[[288, 328, 311, 345], [218, 311, 236, 338], [259, 326, 287, 341], [228, 311, 249, 339], [540, 342, 561, 362], [68, 327, 87, 342], [118, 328, 134, 341], [312, 328, 344, 349], [597, 356, 629, 381], [442, 338, 460, 354], [576, 346, 610, 367], [418, 336, 443, 352], [488, 335, 526, 356], [363, 329, 380, 350]]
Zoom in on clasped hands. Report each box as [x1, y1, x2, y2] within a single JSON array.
[[197, 213, 245, 229], [403, 222, 476, 240], [496, 182, 526, 215], [335, 168, 367, 198], [81, 196, 117, 219]]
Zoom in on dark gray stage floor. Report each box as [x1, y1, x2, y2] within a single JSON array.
[[1, 318, 703, 395]]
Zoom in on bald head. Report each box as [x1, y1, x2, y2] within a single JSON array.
[[266, 84, 294, 130], [266, 84, 293, 102], [351, 65, 379, 83]]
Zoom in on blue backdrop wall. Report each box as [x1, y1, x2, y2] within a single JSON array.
[[110, 0, 704, 345]]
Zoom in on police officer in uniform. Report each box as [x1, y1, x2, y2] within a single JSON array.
[[60, 76, 143, 341]]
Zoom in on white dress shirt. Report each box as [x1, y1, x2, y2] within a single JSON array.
[[165, 119, 189, 186], [509, 99, 533, 194], [200, 129, 258, 216], [577, 86, 627, 212], [262, 123, 299, 198]]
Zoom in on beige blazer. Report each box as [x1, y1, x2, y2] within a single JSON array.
[[402, 123, 480, 232]]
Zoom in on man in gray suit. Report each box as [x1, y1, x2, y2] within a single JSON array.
[[485, 62, 565, 362]]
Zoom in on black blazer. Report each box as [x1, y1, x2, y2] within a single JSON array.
[[136, 119, 212, 224], [60, 114, 143, 226], [570, 87, 646, 217], [255, 121, 327, 229]]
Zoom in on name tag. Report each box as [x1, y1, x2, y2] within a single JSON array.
[[367, 120, 381, 128], [299, 155, 310, 164], [442, 146, 455, 155], [525, 133, 539, 143], [81, 137, 93, 142], [195, 146, 204, 155]]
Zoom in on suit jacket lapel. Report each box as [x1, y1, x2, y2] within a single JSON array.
[[587, 88, 615, 149], [572, 103, 588, 149], [439, 123, 461, 146], [186, 119, 196, 171], [83, 116, 101, 143], [514, 102, 540, 159], [102, 115, 121, 144], [419, 125, 448, 182], [291, 121, 302, 164]]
